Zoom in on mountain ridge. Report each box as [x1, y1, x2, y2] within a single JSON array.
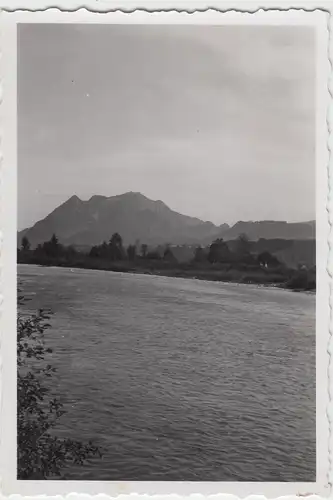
[[18, 192, 315, 248]]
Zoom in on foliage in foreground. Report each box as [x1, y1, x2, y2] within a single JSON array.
[[17, 293, 101, 479]]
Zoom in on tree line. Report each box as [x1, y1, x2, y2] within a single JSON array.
[[19, 233, 176, 262], [194, 234, 281, 267], [19, 232, 282, 269]]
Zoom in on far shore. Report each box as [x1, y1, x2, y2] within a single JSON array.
[[17, 258, 316, 293]]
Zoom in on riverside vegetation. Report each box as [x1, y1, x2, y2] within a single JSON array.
[[18, 233, 315, 291], [17, 291, 101, 479]]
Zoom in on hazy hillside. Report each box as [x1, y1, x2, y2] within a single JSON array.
[[248, 239, 316, 269], [274, 240, 316, 269], [221, 220, 315, 241], [18, 192, 316, 248]]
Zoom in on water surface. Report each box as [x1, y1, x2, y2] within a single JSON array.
[[18, 264, 316, 481]]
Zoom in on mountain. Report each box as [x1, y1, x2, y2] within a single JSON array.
[[18, 192, 316, 248], [18, 192, 226, 248]]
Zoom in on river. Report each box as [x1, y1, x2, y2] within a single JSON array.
[[18, 264, 316, 481]]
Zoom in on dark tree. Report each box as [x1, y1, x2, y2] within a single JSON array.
[[100, 241, 109, 259], [34, 244, 43, 256], [51, 233, 58, 245], [286, 269, 315, 291], [235, 233, 251, 257], [21, 236, 31, 252], [108, 233, 124, 260], [127, 244, 136, 261], [163, 246, 177, 262], [257, 251, 280, 268], [140, 243, 148, 259], [208, 238, 230, 263], [194, 245, 206, 263], [89, 245, 101, 258], [42, 234, 63, 258]]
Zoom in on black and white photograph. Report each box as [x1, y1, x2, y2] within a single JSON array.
[[0, 7, 330, 498]]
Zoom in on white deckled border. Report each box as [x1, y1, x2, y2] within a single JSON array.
[[0, 5, 330, 500], [328, 7, 333, 494]]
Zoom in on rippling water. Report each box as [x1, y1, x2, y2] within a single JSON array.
[[18, 264, 316, 481]]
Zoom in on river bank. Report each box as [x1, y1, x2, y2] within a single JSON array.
[[17, 255, 316, 292]]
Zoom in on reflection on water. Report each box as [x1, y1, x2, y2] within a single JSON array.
[[18, 264, 316, 481]]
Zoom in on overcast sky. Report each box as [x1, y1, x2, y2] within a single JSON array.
[[18, 23, 315, 229]]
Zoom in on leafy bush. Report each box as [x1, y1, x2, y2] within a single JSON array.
[[286, 270, 316, 291], [17, 293, 101, 479]]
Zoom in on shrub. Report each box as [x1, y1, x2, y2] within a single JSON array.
[[17, 292, 101, 479], [286, 270, 316, 291]]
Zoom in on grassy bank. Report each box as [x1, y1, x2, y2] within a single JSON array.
[[18, 253, 315, 292]]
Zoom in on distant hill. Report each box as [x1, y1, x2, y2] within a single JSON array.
[[18, 192, 315, 248], [220, 220, 315, 241]]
